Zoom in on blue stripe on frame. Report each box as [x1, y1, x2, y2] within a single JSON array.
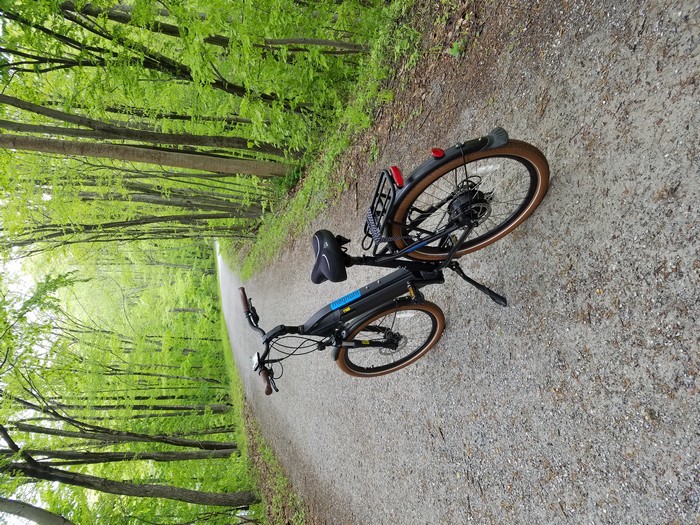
[[330, 289, 361, 310]]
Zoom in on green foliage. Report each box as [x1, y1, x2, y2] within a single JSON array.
[[0, 0, 414, 260], [0, 0, 391, 148], [0, 1, 425, 522], [0, 268, 78, 381], [448, 38, 468, 57], [234, 0, 420, 277], [241, 396, 308, 525], [1, 240, 257, 524]]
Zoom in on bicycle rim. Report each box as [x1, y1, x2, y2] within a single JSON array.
[[337, 302, 444, 377]]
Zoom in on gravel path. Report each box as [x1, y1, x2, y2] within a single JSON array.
[[219, 1, 698, 523]]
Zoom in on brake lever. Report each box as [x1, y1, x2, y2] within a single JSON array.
[[268, 373, 279, 393], [249, 303, 260, 325]]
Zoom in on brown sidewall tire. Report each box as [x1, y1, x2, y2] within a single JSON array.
[[337, 301, 445, 377], [390, 140, 550, 261]]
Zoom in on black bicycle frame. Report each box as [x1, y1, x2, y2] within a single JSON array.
[[302, 266, 444, 336], [260, 220, 475, 348], [247, 128, 516, 384], [260, 265, 443, 347]]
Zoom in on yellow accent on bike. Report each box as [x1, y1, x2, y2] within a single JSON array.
[[343, 307, 351, 313]]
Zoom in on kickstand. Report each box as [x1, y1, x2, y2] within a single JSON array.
[[448, 262, 508, 307]]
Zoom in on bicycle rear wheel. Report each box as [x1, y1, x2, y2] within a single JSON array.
[[390, 140, 549, 261], [337, 301, 444, 377]]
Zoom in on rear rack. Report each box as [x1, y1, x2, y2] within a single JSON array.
[[362, 169, 401, 255]]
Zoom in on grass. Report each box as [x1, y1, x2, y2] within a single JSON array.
[[243, 404, 309, 525], [223, 0, 420, 279]]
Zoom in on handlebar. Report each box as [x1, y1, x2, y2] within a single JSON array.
[[241, 288, 279, 395], [239, 287, 250, 314], [240, 287, 306, 396], [259, 368, 274, 396]]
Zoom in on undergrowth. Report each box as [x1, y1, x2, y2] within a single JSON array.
[[221, 0, 420, 278]]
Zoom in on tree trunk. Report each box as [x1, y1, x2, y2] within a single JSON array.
[[0, 118, 285, 156], [1, 447, 237, 466], [0, 134, 286, 177], [0, 497, 76, 525], [6, 212, 259, 249], [60, 1, 229, 47], [60, 1, 365, 54], [77, 189, 262, 215], [6, 462, 256, 507], [56, 101, 261, 127], [0, 9, 303, 110], [12, 422, 238, 450], [264, 37, 366, 52]]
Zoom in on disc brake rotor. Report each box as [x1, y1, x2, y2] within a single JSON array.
[[378, 332, 406, 356]]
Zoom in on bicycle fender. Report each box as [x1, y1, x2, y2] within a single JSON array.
[[373, 128, 510, 245], [397, 127, 509, 198], [332, 297, 415, 361]]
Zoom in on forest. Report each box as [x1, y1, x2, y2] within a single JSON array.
[[0, 0, 413, 522]]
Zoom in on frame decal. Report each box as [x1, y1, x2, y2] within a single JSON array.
[[331, 289, 361, 310]]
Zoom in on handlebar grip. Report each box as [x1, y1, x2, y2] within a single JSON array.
[[259, 368, 273, 396], [239, 287, 250, 314]]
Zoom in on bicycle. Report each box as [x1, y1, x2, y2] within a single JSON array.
[[239, 127, 549, 394]]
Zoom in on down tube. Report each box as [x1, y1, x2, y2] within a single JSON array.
[[301, 269, 417, 337]]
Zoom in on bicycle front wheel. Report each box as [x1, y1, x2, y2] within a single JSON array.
[[337, 301, 445, 377], [390, 140, 549, 261]]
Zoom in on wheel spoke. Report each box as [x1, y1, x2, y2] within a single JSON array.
[[392, 149, 544, 260], [341, 304, 442, 376]]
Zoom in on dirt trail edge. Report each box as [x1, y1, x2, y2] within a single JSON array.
[[219, 1, 698, 523]]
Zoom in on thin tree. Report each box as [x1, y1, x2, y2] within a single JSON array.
[[0, 93, 286, 156], [0, 8, 303, 110], [1, 425, 256, 508], [4, 394, 238, 451], [1, 447, 237, 466], [58, 1, 367, 54], [0, 497, 76, 525], [0, 134, 286, 177]]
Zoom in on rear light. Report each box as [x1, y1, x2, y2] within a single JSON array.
[[390, 166, 404, 188], [431, 148, 445, 159]]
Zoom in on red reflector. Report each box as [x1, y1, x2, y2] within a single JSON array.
[[431, 148, 445, 159], [389, 166, 404, 188]]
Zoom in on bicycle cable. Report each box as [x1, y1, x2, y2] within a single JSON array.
[[270, 335, 325, 358]]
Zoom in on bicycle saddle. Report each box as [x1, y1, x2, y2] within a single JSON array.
[[311, 230, 348, 284]]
